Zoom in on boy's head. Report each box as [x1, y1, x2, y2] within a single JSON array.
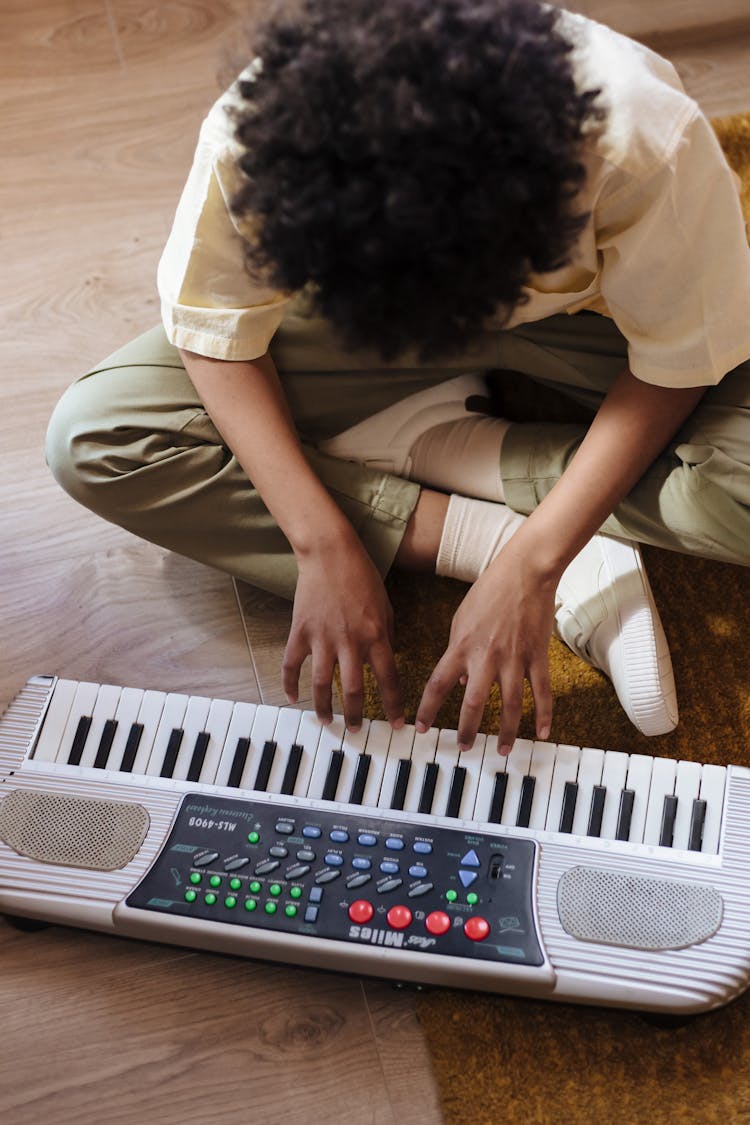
[[231, 0, 603, 360]]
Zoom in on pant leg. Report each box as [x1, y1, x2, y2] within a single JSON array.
[[495, 313, 750, 565], [46, 313, 503, 599]]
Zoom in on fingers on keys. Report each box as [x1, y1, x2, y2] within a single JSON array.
[[284, 638, 404, 734]]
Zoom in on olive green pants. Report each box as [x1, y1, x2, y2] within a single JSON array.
[[46, 304, 750, 599]]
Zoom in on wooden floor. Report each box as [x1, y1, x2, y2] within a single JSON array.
[[1, 3, 749, 1122]]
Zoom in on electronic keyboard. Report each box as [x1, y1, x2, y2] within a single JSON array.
[[1, 675, 749, 1014]]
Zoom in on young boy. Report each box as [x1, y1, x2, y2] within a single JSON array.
[[46, 0, 750, 756]]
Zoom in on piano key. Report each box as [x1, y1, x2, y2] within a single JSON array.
[[212, 702, 257, 788], [454, 735, 487, 820], [544, 744, 580, 832], [253, 740, 277, 791], [431, 728, 462, 818], [227, 737, 250, 788], [93, 719, 118, 769], [280, 744, 303, 795], [238, 704, 282, 790], [615, 789, 635, 841], [186, 731, 210, 783], [378, 724, 416, 810], [698, 764, 727, 854], [643, 757, 678, 846], [160, 728, 184, 777], [502, 738, 534, 826], [56, 681, 101, 765], [571, 747, 605, 836], [444, 766, 466, 818], [129, 691, 170, 775], [32, 678, 80, 762], [516, 774, 536, 828], [598, 750, 629, 839], [391, 759, 411, 811], [189, 697, 234, 785], [289, 711, 325, 797], [624, 754, 655, 843], [359, 720, 392, 808], [144, 694, 190, 777], [527, 741, 556, 830], [688, 798, 707, 851], [671, 761, 702, 850], [322, 749, 344, 801], [418, 761, 439, 814], [68, 716, 92, 766], [402, 727, 439, 814], [265, 707, 304, 796], [348, 754, 371, 805], [473, 735, 507, 822], [166, 696, 211, 780], [335, 722, 371, 804], [75, 683, 123, 769], [487, 771, 509, 824], [587, 785, 606, 837], [120, 722, 145, 773], [101, 687, 145, 770], [559, 782, 578, 834], [306, 716, 346, 800], [659, 794, 678, 847]]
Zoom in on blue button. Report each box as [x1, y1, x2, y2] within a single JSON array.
[[460, 848, 481, 868], [330, 829, 349, 843], [409, 864, 427, 878], [358, 833, 377, 847], [303, 825, 322, 838], [380, 860, 399, 874], [309, 886, 323, 903], [324, 853, 344, 866], [385, 837, 405, 851], [458, 869, 478, 888], [304, 906, 319, 923], [352, 856, 371, 870], [413, 841, 433, 855]]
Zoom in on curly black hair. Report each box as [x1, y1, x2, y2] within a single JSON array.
[[231, 0, 604, 360]]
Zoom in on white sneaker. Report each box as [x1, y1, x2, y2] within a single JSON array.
[[554, 535, 678, 736], [319, 373, 489, 475]]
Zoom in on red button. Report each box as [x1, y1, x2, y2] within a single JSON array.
[[348, 899, 374, 924], [425, 910, 451, 936], [464, 916, 491, 942], [386, 904, 413, 930]]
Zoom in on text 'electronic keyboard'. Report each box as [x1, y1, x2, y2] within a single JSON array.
[[1, 675, 749, 1014]]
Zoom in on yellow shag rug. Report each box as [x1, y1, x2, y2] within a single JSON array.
[[363, 112, 750, 1124]]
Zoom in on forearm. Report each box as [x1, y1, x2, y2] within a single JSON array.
[[506, 365, 708, 578], [179, 348, 358, 558]]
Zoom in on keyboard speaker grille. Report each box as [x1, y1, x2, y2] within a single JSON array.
[[557, 865, 723, 951], [0, 789, 150, 871]]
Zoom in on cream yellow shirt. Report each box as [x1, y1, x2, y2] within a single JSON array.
[[158, 10, 750, 388]]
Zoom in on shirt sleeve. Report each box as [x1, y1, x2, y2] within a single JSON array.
[[157, 134, 292, 362], [596, 110, 750, 387]]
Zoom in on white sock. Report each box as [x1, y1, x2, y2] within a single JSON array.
[[410, 416, 509, 502], [436, 494, 526, 583]]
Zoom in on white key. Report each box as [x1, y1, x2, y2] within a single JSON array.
[[169, 695, 212, 780], [145, 694, 190, 776], [338, 721, 371, 803], [359, 720, 392, 809], [32, 679, 81, 762], [472, 735, 508, 823], [377, 724, 415, 809], [599, 750, 629, 840], [306, 715, 346, 799], [213, 701, 257, 788], [187, 697, 235, 785], [502, 738, 534, 826], [432, 728, 461, 817], [545, 744, 581, 833], [105, 687, 145, 771], [291, 711, 325, 797], [77, 684, 123, 768], [129, 691, 169, 775], [56, 681, 101, 765], [455, 735, 487, 820], [698, 764, 727, 854], [672, 760, 702, 851], [403, 727, 439, 814], [239, 704, 280, 790], [571, 747, 605, 836], [624, 754, 654, 843], [265, 707, 304, 795], [527, 740, 557, 830], [642, 757, 677, 846]]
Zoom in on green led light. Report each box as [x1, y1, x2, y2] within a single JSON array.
[[184, 889, 197, 903], [189, 872, 202, 885], [249, 880, 261, 894], [204, 892, 217, 906], [229, 877, 242, 891], [290, 886, 303, 900], [247, 831, 260, 844], [224, 895, 237, 909], [445, 889, 458, 903], [209, 875, 222, 888], [244, 898, 257, 912], [265, 901, 277, 915], [269, 883, 282, 897], [285, 904, 298, 918], [466, 892, 479, 905]]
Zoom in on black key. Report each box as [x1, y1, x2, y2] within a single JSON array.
[[659, 793, 679, 848], [119, 722, 144, 772], [280, 743, 303, 795], [445, 765, 467, 818], [322, 749, 344, 801], [160, 728, 184, 777], [227, 736, 250, 788], [587, 785, 606, 837], [688, 798, 707, 851], [418, 761, 439, 814], [186, 731, 210, 783], [68, 715, 92, 766], [488, 772, 508, 823], [559, 781, 578, 834], [349, 754, 371, 805], [254, 740, 277, 792], [391, 759, 411, 810], [516, 775, 536, 828], [615, 788, 636, 841], [93, 719, 118, 769]]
